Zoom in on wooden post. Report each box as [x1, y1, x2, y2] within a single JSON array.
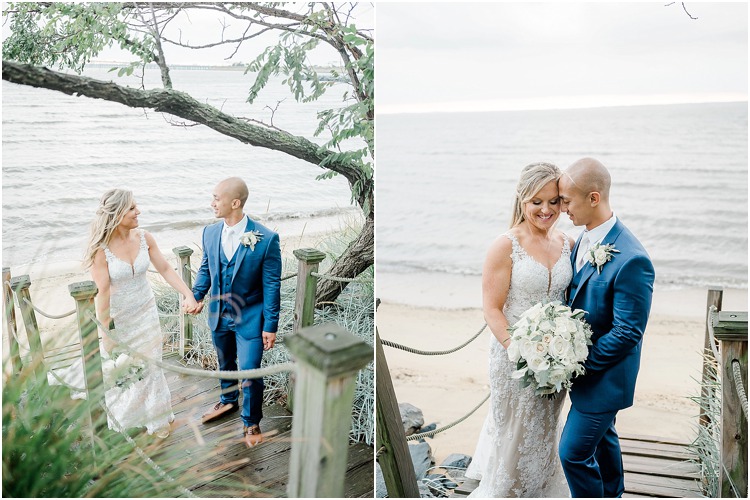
[[285, 323, 372, 498], [292, 248, 326, 333], [69, 281, 101, 460], [713, 311, 748, 498], [375, 332, 420, 498], [10, 275, 43, 378], [701, 287, 724, 428], [3, 267, 21, 374], [173, 246, 194, 357]]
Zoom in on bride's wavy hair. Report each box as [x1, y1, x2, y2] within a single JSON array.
[[510, 162, 562, 228], [84, 189, 135, 269]]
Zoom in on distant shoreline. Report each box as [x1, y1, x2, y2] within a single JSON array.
[[87, 61, 345, 73]]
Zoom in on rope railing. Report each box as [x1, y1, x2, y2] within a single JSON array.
[[381, 323, 487, 356], [22, 297, 76, 319], [405, 392, 490, 442], [87, 311, 295, 380], [731, 359, 748, 419], [280, 272, 297, 281]]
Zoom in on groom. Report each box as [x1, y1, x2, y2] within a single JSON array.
[[557, 158, 655, 497], [193, 176, 282, 447]]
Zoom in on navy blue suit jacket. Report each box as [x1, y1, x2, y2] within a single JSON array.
[[567, 219, 655, 413], [193, 218, 282, 336]]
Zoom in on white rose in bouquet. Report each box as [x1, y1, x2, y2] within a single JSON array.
[[507, 301, 593, 397]]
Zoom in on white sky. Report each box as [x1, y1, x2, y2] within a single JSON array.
[[376, 2, 748, 113]]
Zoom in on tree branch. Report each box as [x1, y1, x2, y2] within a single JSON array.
[[1, 61, 367, 204]]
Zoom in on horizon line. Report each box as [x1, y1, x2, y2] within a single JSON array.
[[377, 96, 748, 116]]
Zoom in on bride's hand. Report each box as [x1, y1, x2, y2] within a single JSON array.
[[183, 296, 201, 315]]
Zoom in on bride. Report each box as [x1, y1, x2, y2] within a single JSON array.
[[84, 188, 199, 437], [465, 162, 573, 497]]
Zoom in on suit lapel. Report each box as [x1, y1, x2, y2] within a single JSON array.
[[212, 223, 222, 275], [231, 217, 256, 283], [570, 220, 626, 306]]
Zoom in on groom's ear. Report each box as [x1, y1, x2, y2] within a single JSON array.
[[589, 192, 601, 207]]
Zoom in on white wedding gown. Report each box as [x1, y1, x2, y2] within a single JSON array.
[[48, 229, 174, 434], [465, 232, 572, 498]]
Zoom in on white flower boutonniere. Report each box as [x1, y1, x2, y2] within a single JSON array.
[[586, 243, 620, 273], [240, 230, 264, 251]]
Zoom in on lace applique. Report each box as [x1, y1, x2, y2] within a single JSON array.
[[466, 232, 572, 498], [102, 229, 173, 434]]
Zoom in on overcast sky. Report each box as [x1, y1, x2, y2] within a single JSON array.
[[377, 2, 748, 113]]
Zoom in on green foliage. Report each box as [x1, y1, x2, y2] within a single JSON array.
[[2, 362, 194, 497], [2, 2, 155, 73]]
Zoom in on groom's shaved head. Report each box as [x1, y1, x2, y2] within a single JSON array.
[[565, 158, 611, 200], [218, 177, 249, 207]]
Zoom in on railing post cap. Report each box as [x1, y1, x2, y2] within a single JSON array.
[[713, 310, 748, 341], [68, 280, 98, 299], [286, 322, 372, 377], [293, 248, 326, 264], [9, 274, 31, 290], [173, 246, 194, 257]]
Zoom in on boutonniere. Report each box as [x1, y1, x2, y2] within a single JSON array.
[[240, 230, 263, 251], [586, 243, 620, 273]]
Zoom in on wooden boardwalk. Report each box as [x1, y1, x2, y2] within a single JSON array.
[[132, 355, 374, 497], [452, 433, 701, 498]]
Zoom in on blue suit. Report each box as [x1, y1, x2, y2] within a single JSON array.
[[560, 219, 654, 497], [193, 217, 281, 427]]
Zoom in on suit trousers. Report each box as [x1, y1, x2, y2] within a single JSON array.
[[559, 406, 624, 498], [212, 316, 265, 426]]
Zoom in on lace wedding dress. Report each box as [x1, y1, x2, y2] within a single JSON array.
[[49, 229, 174, 434], [465, 232, 572, 498]]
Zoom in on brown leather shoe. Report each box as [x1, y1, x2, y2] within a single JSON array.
[[243, 424, 263, 447], [201, 402, 238, 424]]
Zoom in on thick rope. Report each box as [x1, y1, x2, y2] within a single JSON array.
[[405, 392, 490, 441], [87, 311, 295, 380], [731, 359, 748, 419], [382, 323, 487, 356], [22, 297, 76, 319], [310, 271, 373, 284], [280, 272, 297, 281], [706, 306, 721, 361], [99, 401, 197, 498]]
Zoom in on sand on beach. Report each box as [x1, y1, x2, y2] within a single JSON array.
[[377, 284, 748, 466]]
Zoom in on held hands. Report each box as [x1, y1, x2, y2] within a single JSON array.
[[182, 296, 204, 315], [262, 331, 276, 351]]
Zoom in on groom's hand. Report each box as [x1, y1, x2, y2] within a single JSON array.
[[262, 331, 276, 351]]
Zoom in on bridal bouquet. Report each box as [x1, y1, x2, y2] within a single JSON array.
[[102, 351, 146, 390], [506, 301, 593, 397]]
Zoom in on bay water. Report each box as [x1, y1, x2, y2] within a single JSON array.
[[2, 66, 359, 269], [377, 102, 748, 306]]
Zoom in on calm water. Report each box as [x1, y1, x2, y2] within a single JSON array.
[[377, 102, 748, 290], [2, 67, 359, 267]]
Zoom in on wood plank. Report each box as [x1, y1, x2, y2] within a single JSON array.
[[620, 433, 692, 447], [625, 472, 701, 498], [622, 454, 700, 479], [621, 440, 694, 461]]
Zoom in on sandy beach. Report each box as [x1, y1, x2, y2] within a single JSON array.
[[377, 281, 748, 466]]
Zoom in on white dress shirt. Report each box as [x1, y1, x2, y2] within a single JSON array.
[[576, 213, 617, 272], [222, 214, 248, 259]]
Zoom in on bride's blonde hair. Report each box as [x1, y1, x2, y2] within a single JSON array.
[[510, 162, 562, 228], [84, 189, 134, 268]]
